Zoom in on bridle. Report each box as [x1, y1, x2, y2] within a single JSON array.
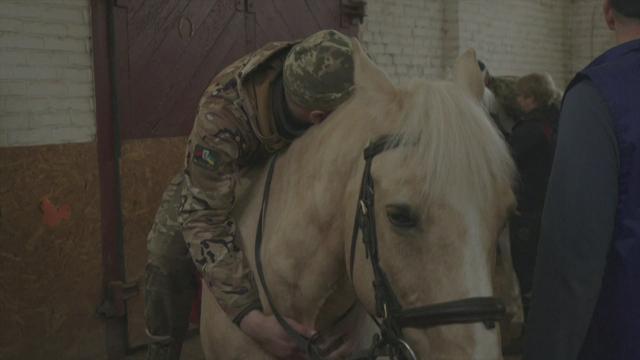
[[254, 135, 506, 360]]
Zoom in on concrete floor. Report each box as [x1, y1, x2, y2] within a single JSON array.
[[125, 334, 522, 360], [126, 336, 205, 360]]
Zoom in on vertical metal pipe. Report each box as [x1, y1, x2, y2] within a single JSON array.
[[91, 0, 127, 358]]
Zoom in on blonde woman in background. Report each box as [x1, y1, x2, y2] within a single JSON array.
[[505, 72, 560, 354]]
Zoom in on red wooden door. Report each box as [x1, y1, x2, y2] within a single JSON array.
[[253, 0, 357, 48], [111, 0, 359, 351], [116, 0, 252, 139], [116, 0, 358, 140]]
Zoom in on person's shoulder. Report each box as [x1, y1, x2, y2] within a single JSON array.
[[561, 79, 610, 126], [564, 78, 599, 102], [559, 77, 618, 153]]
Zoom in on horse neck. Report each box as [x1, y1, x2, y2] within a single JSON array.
[[258, 108, 377, 329]]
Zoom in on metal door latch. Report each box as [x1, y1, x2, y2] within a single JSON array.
[[96, 280, 140, 318]]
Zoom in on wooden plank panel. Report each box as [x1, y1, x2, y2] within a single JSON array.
[[159, 27, 246, 136], [304, 0, 359, 36], [129, 0, 219, 76], [125, 0, 241, 139], [127, 0, 148, 15], [141, 2, 240, 121], [118, 0, 356, 139], [0, 143, 104, 359], [119, 137, 188, 348], [127, 0, 180, 47], [254, 0, 322, 46], [254, 0, 357, 49]]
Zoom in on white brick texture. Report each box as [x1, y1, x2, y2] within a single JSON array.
[[567, 0, 616, 81], [360, 0, 445, 83], [0, 0, 95, 147], [0, 0, 619, 147], [361, 0, 616, 88], [455, 0, 568, 86]]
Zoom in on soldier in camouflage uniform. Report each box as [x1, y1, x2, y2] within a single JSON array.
[[488, 74, 524, 123], [145, 29, 355, 360], [478, 60, 522, 136], [145, 174, 197, 360]]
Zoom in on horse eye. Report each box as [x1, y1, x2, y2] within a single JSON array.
[[385, 204, 418, 228]]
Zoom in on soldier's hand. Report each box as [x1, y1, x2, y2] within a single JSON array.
[[239, 310, 315, 359], [315, 305, 366, 359]]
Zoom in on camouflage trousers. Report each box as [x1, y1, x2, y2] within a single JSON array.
[[145, 174, 198, 360]]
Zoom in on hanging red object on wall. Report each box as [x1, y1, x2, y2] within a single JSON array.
[[40, 196, 71, 227]]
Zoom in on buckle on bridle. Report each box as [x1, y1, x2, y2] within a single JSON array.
[[394, 338, 418, 360], [359, 200, 368, 215]]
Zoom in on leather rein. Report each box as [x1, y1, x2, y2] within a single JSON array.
[[254, 135, 506, 359]]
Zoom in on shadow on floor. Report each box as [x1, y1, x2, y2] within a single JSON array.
[[125, 336, 205, 360], [125, 334, 523, 360]]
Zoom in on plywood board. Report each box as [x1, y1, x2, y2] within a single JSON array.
[[0, 143, 105, 359], [119, 136, 188, 348]]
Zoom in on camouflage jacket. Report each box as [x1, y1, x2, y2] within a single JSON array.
[[488, 75, 523, 121], [179, 41, 297, 322]]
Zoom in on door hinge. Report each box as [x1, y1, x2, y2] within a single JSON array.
[[96, 280, 140, 319]]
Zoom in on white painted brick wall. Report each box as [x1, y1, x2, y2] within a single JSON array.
[[0, 0, 619, 147], [455, 0, 568, 86], [359, 0, 445, 83], [361, 0, 616, 89], [567, 0, 616, 81], [0, 0, 95, 147]]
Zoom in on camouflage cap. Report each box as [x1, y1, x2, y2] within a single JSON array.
[[283, 29, 354, 112]]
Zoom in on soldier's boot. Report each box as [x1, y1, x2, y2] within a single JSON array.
[[146, 339, 180, 360], [144, 262, 197, 360]]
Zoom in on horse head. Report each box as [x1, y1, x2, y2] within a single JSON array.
[[330, 41, 516, 358]]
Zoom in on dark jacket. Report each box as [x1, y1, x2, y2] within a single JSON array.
[[509, 104, 558, 215], [574, 38, 640, 360], [524, 38, 640, 360], [523, 81, 618, 360]]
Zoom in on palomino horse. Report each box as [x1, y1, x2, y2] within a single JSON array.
[[200, 40, 516, 359]]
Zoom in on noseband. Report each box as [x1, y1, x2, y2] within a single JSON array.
[[254, 135, 505, 360]]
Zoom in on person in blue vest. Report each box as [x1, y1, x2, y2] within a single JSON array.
[[523, 0, 640, 359]]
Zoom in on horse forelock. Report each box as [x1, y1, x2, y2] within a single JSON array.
[[279, 75, 515, 225], [389, 79, 516, 210]]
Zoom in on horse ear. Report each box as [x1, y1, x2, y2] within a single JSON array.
[[453, 49, 484, 101], [351, 38, 395, 99]]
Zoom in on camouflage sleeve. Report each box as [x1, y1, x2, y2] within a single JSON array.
[[179, 96, 260, 322], [489, 76, 523, 120], [147, 173, 189, 263]]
